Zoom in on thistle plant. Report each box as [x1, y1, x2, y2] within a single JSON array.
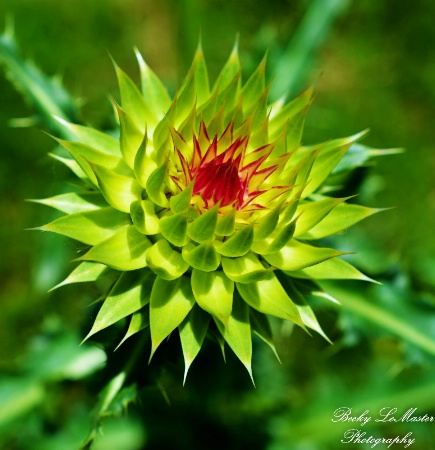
[[33, 41, 381, 382]]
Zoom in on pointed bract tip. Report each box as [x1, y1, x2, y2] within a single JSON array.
[[47, 281, 64, 293], [246, 365, 256, 387], [231, 34, 240, 56], [148, 346, 157, 365]]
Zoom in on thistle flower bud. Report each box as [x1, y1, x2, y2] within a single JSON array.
[[37, 41, 380, 382]]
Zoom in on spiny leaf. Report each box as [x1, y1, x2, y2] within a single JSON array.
[[182, 241, 221, 272], [236, 272, 306, 329], [179, 305, 210, 384], [286, 256, 377, 282], [212, 37, 240, 91], [214, 224, 254, 257], [130, 199, 160, 235], [37, 207, 131, 245], [169, 182, 194, 214], [53, 117, 120, 155], [135, 48, 171, 119], [192, 41, 210, 106], [298, 201, 386, 240], [214, 292, 253, 383], [241, 54, 266, 112], [276, 272, 331, 342], [187, 202, 219, 243], [78, 225, 152, 271], [92, 164, 142, 213], [293, 196, 351, 237], [115, 102, 144, 169], [159, 212, 189, 246], [54, 137, 128, 173], [113, 58, 156, 131], [84, 269, 155, 340], [146, 239, 190, 280], [116, 307, 150, 350], [250, 308, 281, 362], [191, 269, 233, 324], [29, 192, 108, 214], [263, 239, 347, 271], [146, 162, 169, 207], [50, 261, 117, 291], [221, 252, 271, 283], [49, 152, 88, 181], [149, 276, 196, 359]]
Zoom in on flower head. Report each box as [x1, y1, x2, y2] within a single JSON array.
[[38, 41, 379, 382]]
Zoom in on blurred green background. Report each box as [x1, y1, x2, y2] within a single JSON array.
[[0, 0, 434, 449]]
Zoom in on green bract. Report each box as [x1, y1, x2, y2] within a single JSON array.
[[37, 41, 380, 382]]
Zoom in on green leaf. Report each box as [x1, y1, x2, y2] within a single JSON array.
[[241, 55, 266, 112], [215, 207, 236, 236], [116, 307, 150, 350], [286, 256, 376, 282], [79, 225, 152, 271], [214, 292, 253, 382], [300, 131, 368, 198], [134, 135, 158, 189], [236, 272, 306, 328], [213, 37, 241, 91], [253, 205, 282, 240], [277, 273, 331, 342], [182, 241, 221, 272], [115, 103, 144, 169], [54, 146, 98, 185], [149, 276, 196, 358], [174, 69, 196, 127], [250, 308, 280, 362], [114, 60, 156, 132], [293, 196, 349, 237], [263, 239, 346, 271], [214, 224, 254, 257], [135, 48, 171, 119], [252, 218, 297, 255], [55, 137, 128, 173], [269, 87, 313, 139], [50, 261, 117, 291], [38, 207, 131, 245], [187, 203, 219, 243], [298, 201, 385, 240], [169, 182, 194, 214], [30, 192, 108, 214], [221, 252, 271, 283], [159, 212, 189, 246], [146, 162, 169, 207], [286, 105, 310, 151], [179, 305, 210, 384], [84, 269, 155, 340], [146, 239, 190, 280], [192, 42, 210, 106], [92, 164, 142, 213], [54, 118, 120, 155], [332, 143, 403, 174], [49, 152, 88, 181], [130, 199, 160, 235], [191, 269, 234, 324]]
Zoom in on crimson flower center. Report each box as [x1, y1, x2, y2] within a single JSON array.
[[193, 158, 246, 208]]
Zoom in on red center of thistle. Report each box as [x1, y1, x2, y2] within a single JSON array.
[[193, 157, 245, 207], [171, 121, 283, 212]]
